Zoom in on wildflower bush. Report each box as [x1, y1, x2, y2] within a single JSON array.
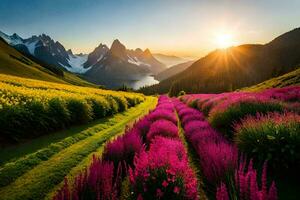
[[146, 119, 179, 142], [0, 74, 144, 142], [208, 97, 284, 139], [54, 156, 119, 200], [181, 86, 299, 139], [173, 99, 278, 199], [216, 160, 277, 200], [102, 128, 143, 168], [129, 137, 198, 200], [235, 112, 300, 171]]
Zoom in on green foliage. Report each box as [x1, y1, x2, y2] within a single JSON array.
[[66, 99, 93, 124], [209, 101, 284, 139], [235, 113, 300, 172], [106, 96, 119, 115], [112, 96, 128, 112], [47, 98, 70, 128], [0, 101, 52, 141], [89, 97, 111, 119], [25, 101, 51, 135], [124, 96, 143, 108]]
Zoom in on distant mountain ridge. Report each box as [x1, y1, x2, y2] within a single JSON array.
[[154, 60, 194, 81], [153, 53, 188, 67], [140, 27, 300, 96], [0, 31, 166, 88]]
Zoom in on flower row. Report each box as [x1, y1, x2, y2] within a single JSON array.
[[173, 99, 277, 200], [54, 96, 199, 200]]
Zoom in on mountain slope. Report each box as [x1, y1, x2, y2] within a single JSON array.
[[0, 31, 106, 75], [83, 43, 109, 68], [140, 28, 300, 96], [0, 32, 72, 69], [154, 60, 194, 81], [240, 67, 300, 91], [153, 53, 187, 67], [0, 38, 95, 87], [0, 37, 67, 83]]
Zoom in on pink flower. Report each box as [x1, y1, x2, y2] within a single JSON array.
[[174, 186, 180, 194], [137, 194, 143, 200], [162, 180, 168, 187], [156, 189, 164, 198]]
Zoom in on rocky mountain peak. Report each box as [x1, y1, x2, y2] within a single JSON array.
[[11, 33, 21, 39], [134, 48, 144, 55], [110, 39, 127, 58], [143, 48, 153, 58], [67, 49, 73, 55]]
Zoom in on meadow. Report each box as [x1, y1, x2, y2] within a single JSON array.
[[0, 75, 299, 200], [49, 86, 298, 200]]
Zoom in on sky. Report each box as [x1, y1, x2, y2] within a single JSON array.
[[1, 0, 300, 58]]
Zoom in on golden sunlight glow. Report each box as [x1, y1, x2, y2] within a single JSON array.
[[215, 33, 235, 49]]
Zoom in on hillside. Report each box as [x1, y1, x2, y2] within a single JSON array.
[[241, 67, 300, 91], [140, 28, 300, 96], [0, 38, 95, 87], [154, 60, 194, 81]]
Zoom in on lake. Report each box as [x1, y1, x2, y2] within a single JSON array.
[[126, 75, 159, 90]]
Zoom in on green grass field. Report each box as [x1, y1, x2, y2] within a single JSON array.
[[0, 97, 157, 200]]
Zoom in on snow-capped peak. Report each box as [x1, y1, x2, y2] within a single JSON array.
[[0, 31, 23, 45], [64, 53, 89, 74]]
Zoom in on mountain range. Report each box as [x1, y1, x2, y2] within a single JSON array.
[[140, 28, 300, 96], [1, 27, 300, 93], [0, 31, 166, 88]]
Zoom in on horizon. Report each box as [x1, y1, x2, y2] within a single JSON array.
[[1, 0, 300, 58]]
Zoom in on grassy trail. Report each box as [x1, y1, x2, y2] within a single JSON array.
[[45, 101, 155, 200], [0, 118, 114, 165], [0, 97, 157, 200], [176, 114, 208, 200]]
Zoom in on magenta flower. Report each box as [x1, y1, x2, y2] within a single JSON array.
[[216, 182, 229, 200], [53, 156, 118, 200], [147, 109, 177, 125], [130, 136, 198, 200], [147, 119, 179, 142]]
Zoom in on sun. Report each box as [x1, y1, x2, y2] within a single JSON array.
[[215, 33, 235, 49]]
